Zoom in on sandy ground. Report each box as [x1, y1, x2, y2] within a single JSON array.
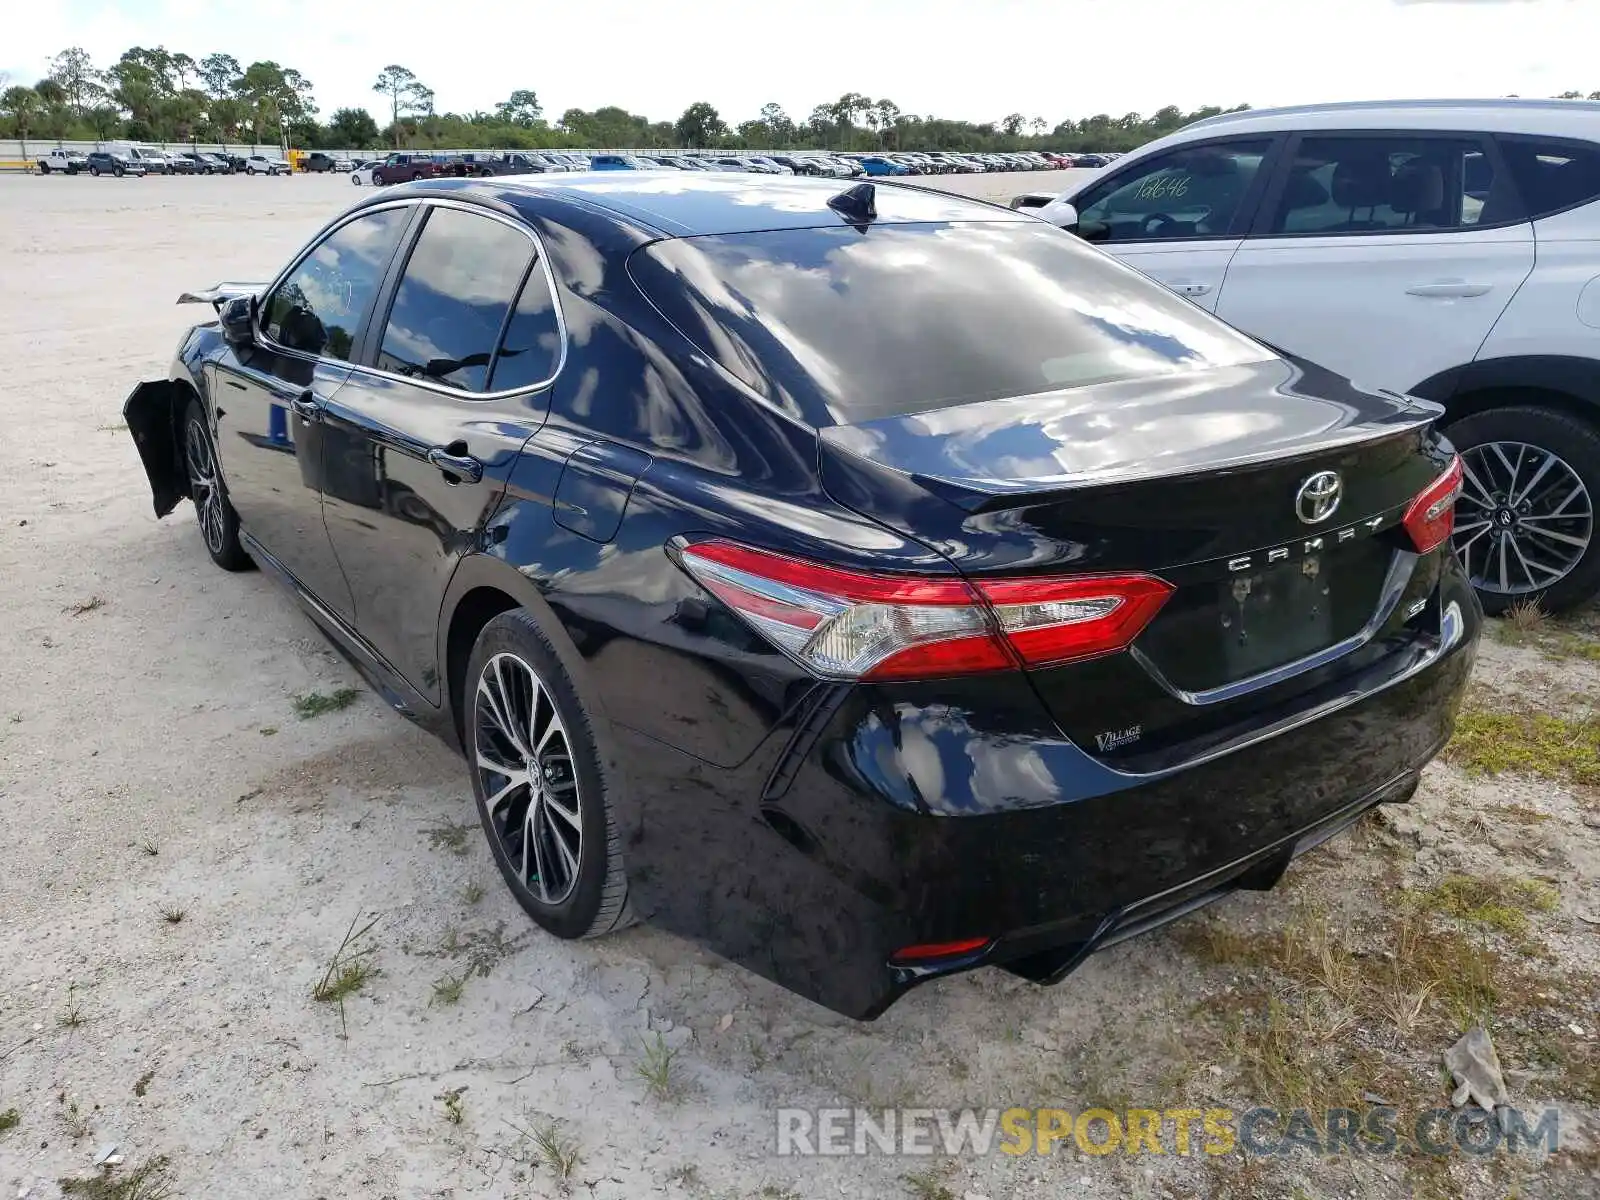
[[0, 172, 1596, 1200]]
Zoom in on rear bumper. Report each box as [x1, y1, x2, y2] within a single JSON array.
[[615, 565, 1478, 1020]]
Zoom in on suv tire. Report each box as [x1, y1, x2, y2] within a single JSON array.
[[1446, 404, 1600, 614]]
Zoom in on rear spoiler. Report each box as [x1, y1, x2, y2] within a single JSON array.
[[176, 282, 265, 311]]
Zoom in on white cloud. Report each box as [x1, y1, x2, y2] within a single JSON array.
[[5, 0, 1599, 128]]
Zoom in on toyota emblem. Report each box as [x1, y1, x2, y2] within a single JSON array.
[[1295, 470, 1343, 525]]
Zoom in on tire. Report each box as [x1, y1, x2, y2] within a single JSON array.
[[90, 166, 100, 176], [39, 163, 49, 175], [114, 166, 123, 177], [182, 399, 252, 572], [465, 610, 633, 940], [1445, 404, 1600, 614]]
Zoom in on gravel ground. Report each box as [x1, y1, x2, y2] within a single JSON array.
[[0, 172, 1595, 1200]]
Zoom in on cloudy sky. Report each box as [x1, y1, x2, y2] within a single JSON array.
[[4, 0, 1596, 126]]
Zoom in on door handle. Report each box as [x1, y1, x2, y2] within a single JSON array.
[[1405, 281, 1491, 299], [427, 445, 484, 483], [289, 392, 322, 422], [1168, 280, 1212, 297]]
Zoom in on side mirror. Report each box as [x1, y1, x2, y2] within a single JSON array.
[[1045, 201, 1080, 231], [219, 294, 256, 346]]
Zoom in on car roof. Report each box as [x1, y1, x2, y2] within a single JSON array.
[[1182, 97, 1600, 138], [418, 172, 1029, 236]]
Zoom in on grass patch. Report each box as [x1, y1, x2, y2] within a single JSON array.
[[311, 912, 381, 1039], [1412, 874, 1558, 936], [462, 881, 485, 905], [133, 1070, 154, 1098], [59, 1097, 91, 1139], [525, 1118, 582, 1185], [59, 1154, 174, 1200], [1445, 704, 1600, 788], [0, 1108, 18, 1133], [901, 1164, 958, 1200], [138, 839, 159, 857], [636, 1032, 681, 1101], [159, 907, 185, 925], [436, 1086, 466, 1125], [291, 687, 361, 719], [58, 985, 86, 1030]]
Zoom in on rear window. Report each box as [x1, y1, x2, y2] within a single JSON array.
[[636, 221, 1270, 424], [1497, 136, 1600, 220]]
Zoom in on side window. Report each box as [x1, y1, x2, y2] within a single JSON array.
[[1075, 139, 1271, 242], [1497, 136, 1600, 221], [487, 261, 563, 391], [1267, 135, 1492, 235], [263, 206, 409, 361], [376, 207, 534, 392]]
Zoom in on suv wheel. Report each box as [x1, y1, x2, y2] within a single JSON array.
[[89, 166, 100, 177], [1447, 405, 1600, 614], [183, 400, 253, 571], [465, 610, 633, 940]]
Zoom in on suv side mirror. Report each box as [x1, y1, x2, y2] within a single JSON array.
[[219, 294, 256, 346], [1046, 201, 1079, 231]]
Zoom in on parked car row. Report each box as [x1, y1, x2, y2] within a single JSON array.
[[36, 146, 291, 176]]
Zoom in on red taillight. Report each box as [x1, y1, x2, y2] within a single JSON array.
[[889, 937, 993, 965], [1403, 456, 1464, 554], [677, 540, 1172, 681]]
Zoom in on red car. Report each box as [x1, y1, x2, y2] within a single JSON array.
[[371, 152, 444, 185]]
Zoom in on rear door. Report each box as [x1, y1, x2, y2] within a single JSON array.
[[1067, 136, 1279, 312], [1214, 131, 1535, 394], [211, 203, 413, 621], [319, 201, 565, 702]]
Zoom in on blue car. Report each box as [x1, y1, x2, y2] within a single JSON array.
[[858, 156, 910, 177], [589, 154, 655, 171]]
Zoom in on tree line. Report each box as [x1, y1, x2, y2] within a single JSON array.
[[7, 46, 1600, 158]]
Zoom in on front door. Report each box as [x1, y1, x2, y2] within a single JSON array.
[[1214, 132, 1535, 394], [1069, 136, 1277, 312], [321, 203, 565, 702], [215, 203, 414, 620]]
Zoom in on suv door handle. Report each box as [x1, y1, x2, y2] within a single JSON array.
[[1168, 280, 1211, 296], [427, 445, 484, 484], [1406, 280, 1491, 299], [289, 392, 322, 422]]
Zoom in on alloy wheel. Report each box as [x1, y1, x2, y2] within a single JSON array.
[[185, 418, 227, 555], [1454, 440, 1593, 597], [472, 652, 583, 905]]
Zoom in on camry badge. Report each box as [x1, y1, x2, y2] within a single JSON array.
[[1295, 470, 1343, 525]]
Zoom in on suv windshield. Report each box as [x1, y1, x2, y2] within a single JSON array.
[[636, 221, 1270, 425]]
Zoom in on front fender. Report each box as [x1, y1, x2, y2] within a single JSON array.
[[123, 380, 189, 518]]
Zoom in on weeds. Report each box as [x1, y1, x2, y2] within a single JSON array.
[[902, 1163, 958, 1200], [59, 1096, 92, 1139], [665, 1164, 700, 1188], [424, 821, 473, 857], [133, 1070, 155, 1098], [291, 687, 361, 719], [260, 726, 277, 737], [636, 1032, 680, 1100], [66, 596, 106, 617], [159, 907, 185, 925], [431, 970, 468, 1006], [59, 1154, 174, 1200], [58, 985, 86, 1030], [311, 911, 381, 1039], [0, 1108, 18, 1133], [1446, 704, 1600, 787], [1505, 599, 1548, 634], [527, 1118, 583, 1184], [1413, 874, 1558, 937], [462, 881, 485, 905], [138, 839, 159, 857], [436, 1086, 466, 1125]]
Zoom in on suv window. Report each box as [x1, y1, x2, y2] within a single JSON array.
[[1497, 136, 1600, 220], [263, 207, 409, 361], [376, 207, 534, 392], [1074, 139, 1271, 242], [1267, 135, 1495, 234], [486, 261, 563, 391]]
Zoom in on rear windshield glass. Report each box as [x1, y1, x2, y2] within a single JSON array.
[[636, 221, 1270, 424]]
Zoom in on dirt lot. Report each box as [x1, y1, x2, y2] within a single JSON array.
[[0, 172, 1596, 1200]]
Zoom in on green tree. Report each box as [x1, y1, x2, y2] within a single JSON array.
[[674, 101, 726, 148], [237, 60, 315, 145], [372, 64, 426, 147], [496, 88, 542, 126], [759, 102, 793, 147], [874, 98, 901, 148], [48, 46, 100, 116], [88, 103, 121, 141], [327, 106, 380, 148], [1, 85, 41, 155], [198, 52, 241, 99]]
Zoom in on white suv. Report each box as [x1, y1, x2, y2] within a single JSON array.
[[1016, 99, 1600, 613]]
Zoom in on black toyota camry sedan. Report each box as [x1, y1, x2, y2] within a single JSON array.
[[125, 173, 1479, 1019]]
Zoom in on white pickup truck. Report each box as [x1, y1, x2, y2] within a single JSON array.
[[36, 149, 89, 175]]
